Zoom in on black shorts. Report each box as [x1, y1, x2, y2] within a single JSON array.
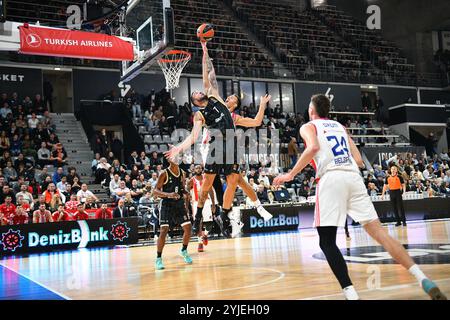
[[204, 138, 240, 176], [159, 199, 190, 228], [204, 163, 240, 176]]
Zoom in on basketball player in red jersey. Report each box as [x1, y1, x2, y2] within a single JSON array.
[[187, 164, 216, 251]]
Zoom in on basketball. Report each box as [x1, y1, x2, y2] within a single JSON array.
[[197, 23, 215, 42]]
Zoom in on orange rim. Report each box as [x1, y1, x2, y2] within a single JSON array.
[[159, 50, 191, 63]]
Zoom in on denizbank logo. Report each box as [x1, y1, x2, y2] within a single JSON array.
[[250, 214, 299, 229], [28, 227, 108, 247], [26, 220, 130, 249]]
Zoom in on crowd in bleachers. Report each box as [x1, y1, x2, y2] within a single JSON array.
[[107, 86, 411, 212], [171, 0, 275, 77], [0, 90, 113, 226]]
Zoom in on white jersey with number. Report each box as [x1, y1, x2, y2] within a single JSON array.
[[190, 175, 214, 223], [308, 119, 378, 228], [309, 119, 360, 179]]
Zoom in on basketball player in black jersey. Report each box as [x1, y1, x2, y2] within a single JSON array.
[[153, 159, 192, 270], [165, 41, 242, 237]]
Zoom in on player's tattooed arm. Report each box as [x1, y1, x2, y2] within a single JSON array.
[[201, 42, 219, 97]]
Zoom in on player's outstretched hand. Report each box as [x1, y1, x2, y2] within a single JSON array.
[[201, 40, 208, 51], [273, 173, 294, 186], [260, 94, 271, 105], [164, 144, 180, 162]]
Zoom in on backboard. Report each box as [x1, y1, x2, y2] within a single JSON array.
[[119, 0, 174, 84]]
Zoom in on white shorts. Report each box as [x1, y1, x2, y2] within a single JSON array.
[[314, 170, 378, 228], [191, 198, 213, 223]]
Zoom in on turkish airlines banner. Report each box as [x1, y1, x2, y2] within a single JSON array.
[[19, 25, 134, 61]]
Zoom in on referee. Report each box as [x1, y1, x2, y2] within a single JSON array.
[[381, 165, 407, 226]]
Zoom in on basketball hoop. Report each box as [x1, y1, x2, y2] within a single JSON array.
[[157, 50, 191, 90]]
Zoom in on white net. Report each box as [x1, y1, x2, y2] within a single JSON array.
[[157, 50, 191, 90]]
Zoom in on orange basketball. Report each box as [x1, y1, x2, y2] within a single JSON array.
[[197, 23, 215, 42]]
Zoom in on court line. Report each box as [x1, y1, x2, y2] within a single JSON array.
[[202, 267, 286, 294], [299, 277, 450, 300], [0, 262, 72, 300]]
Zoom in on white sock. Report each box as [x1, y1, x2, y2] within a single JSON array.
[[253, 199, 262, 208], [343, 285, 359, 300], [198, 236, 202, 244], [409, 264, 427, 286]]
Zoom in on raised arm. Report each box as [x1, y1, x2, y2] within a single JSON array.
[[234, 94, 271, 127], [201, 42, 219, 97], [164, 112, 204, 161]]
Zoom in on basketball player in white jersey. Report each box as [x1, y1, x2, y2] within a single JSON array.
[[187, 164, 216, 252], [274, 94, 446, 300]]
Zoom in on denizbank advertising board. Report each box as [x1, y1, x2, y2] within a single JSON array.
[[0, 218, 139, 255]]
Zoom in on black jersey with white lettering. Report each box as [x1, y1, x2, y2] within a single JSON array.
[[198, 96, 235, 135], [161, 167, 184, 203]]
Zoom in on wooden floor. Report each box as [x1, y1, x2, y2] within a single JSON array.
[[1, 219, 450, 300]]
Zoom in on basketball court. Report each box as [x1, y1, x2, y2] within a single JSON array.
[[0, 0, 450, 306], [1, 220, 449, 300]]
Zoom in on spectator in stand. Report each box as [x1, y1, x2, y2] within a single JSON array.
[[52, 167, 65, 185], [73, 203, 89, 220], [113, 198, 130, 218], [50, 143, 68, 167], [71, 176, 82, 194], [3, 161, 18, 182], [149, 172, 158, 189], [14, 153, 33, 170], [114, 181, 130, 201], [65, 194, 79, 214], [92, 153, 101, 174], [288, 137, 300, 166], [49, 193, 63, 211], [130, 179, 144, 201], [62, 183, 72, 200], [109, 174, 121, 197], [95, 203, 113, 219], [128, 151, 142, 170], [0, 185, 16, 204], [33, 94, 46, 114], [84, 196, 98, 209], [66, 167, 81, 185], [43, 183, 65, 205], [256, 184, 269, 203], [52, 204, 72, 222], [56, 176, 68, 192], [95, 157, 111, 184], [139, 151, 150, 167], [37, 141, 51, 168], [11, 206, 29, 225], [149, 151, 162, 169], [77, 183, 99, 203], [28, 113, 40, 132], [0, 131, 10, 154], [33, 204, 53, 223], [16, 184, 33, 204], [0, 196, 16, 223]]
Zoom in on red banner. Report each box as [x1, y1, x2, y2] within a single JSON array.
[[19, 25, 134, 61]]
